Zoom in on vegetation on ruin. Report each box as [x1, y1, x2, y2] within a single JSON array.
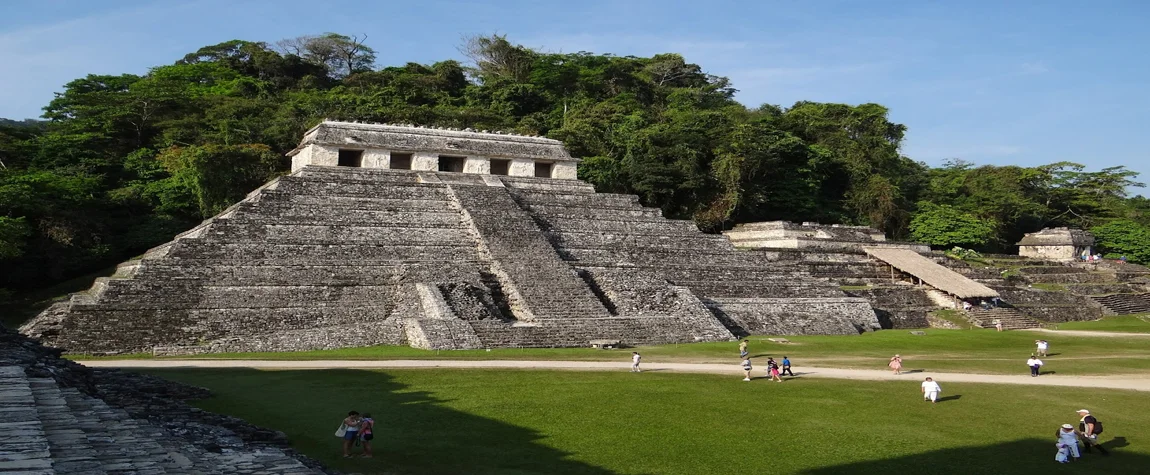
[[75, 329, 1150, 376], [144, 367, 1150, 474], [2, 33, 1149, 313]]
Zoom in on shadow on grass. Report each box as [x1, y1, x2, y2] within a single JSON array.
[[802, 438, 1148, 475], [936, 395, 961, 402], [148, 368, 617, 475]]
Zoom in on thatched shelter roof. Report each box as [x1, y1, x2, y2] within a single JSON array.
[[865, 247, 999, 299]]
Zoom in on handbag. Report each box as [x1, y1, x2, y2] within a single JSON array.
[[335, 423, 347, 438]]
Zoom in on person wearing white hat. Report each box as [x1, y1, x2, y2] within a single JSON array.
[[1054, 423, 1080, 462], [1076, 409, 1109, 455]]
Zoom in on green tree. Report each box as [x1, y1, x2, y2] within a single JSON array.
[[909, 202, 998, 249], [157, 144, 284, 217], [1091, 219, 1150, 264]]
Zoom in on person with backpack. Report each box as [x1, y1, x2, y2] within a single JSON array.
[[1076, 409, 1109, 455], [360, 413, 375, 458]]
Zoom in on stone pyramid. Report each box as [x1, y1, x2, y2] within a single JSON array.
[[21, 122, 879, 355]]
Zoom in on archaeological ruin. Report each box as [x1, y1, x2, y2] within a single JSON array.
[[1018, 227, 1095, 261], [19, 121, 1150, 355], [21, 121, 882, 355]]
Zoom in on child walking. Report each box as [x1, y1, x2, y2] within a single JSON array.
[[742, 358, 753, 381], [631, 352, 642, 372]]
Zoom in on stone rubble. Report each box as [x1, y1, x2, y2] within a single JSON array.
[[0, 325, 328, 474]]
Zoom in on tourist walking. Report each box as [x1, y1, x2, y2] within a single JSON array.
[[767, 358, 783, 382], [920, 377, 941, 403], [781, 356, 794, 376], [631, 352, 642, 372], [1036, 340, 1049, 357], [742, 358, 753, 381], [1027, 355, 1044, 377], [994, 319, 1004, 332], [1055, 424, 1080, 462], [360, 413, 375, 458], [1077, 409, 1109, 455], [337, 411, 363, 458], [739, 339, 749, 358], [889, 355, 903, 375]]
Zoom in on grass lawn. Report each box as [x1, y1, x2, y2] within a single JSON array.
[[79, 329, 1150, 376], [1055, 315, 1150, 333], [145, 368, 1149, 475]]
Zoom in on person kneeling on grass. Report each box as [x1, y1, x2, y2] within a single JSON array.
[[921, 377, 941, 403]]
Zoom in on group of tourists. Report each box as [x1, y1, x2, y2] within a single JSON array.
[[737, 340, 793, 382], [334, 411, 375, 458], [1055, 409, 1109, 462], [1028, 339, 1050, 376]]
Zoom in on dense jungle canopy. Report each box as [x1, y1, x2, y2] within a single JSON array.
[[2, 33, 1148, 307]]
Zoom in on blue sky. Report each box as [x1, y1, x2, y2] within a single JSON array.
[[1, 0, 1147, 190]]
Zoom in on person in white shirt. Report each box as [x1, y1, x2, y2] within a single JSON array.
[[1055, 424, 1080, 462], [921, 377, 941, 403], [631, 352, 641, 372], [1027, 356, 1044, 377], [1036, 340, 1049, 357]]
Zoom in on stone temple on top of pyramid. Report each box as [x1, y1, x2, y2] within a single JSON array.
[[21, 120, 882, 355]]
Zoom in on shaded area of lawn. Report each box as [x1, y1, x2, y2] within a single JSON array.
[[1056, 315, 1150, 333], [82, 329, 1150, 376], [145, 368, 1150, 475]]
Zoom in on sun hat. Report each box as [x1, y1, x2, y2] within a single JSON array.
[[1077, 409, 1090, 414], [1062, 424, 1074, 429]]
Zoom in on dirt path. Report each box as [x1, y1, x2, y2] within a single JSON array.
[[78, 359, 1150, 392], [1022, 328, 1150, 338]]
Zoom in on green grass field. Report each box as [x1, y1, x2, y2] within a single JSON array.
[[1055, 315, 1150, 333], [145, 368, 1149, 475], [80, 329, 1150, 376]]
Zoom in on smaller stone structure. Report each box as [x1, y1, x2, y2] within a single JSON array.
[[288, 120, 580, 179], [1017, 227, 1094, 261], [723, 221, 930, 253]]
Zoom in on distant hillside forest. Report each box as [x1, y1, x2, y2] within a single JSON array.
[[2, 33, 1149, 306]]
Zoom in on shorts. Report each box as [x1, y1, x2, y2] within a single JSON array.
[[363, 433, 374, 441], [343, 430, 359, 441]]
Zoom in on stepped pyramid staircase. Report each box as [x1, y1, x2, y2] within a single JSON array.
[[0, 366, 318, 474]]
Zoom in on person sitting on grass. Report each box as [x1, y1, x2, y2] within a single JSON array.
[[360, 413, 375, 458], [340, 411, 363, 458]]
